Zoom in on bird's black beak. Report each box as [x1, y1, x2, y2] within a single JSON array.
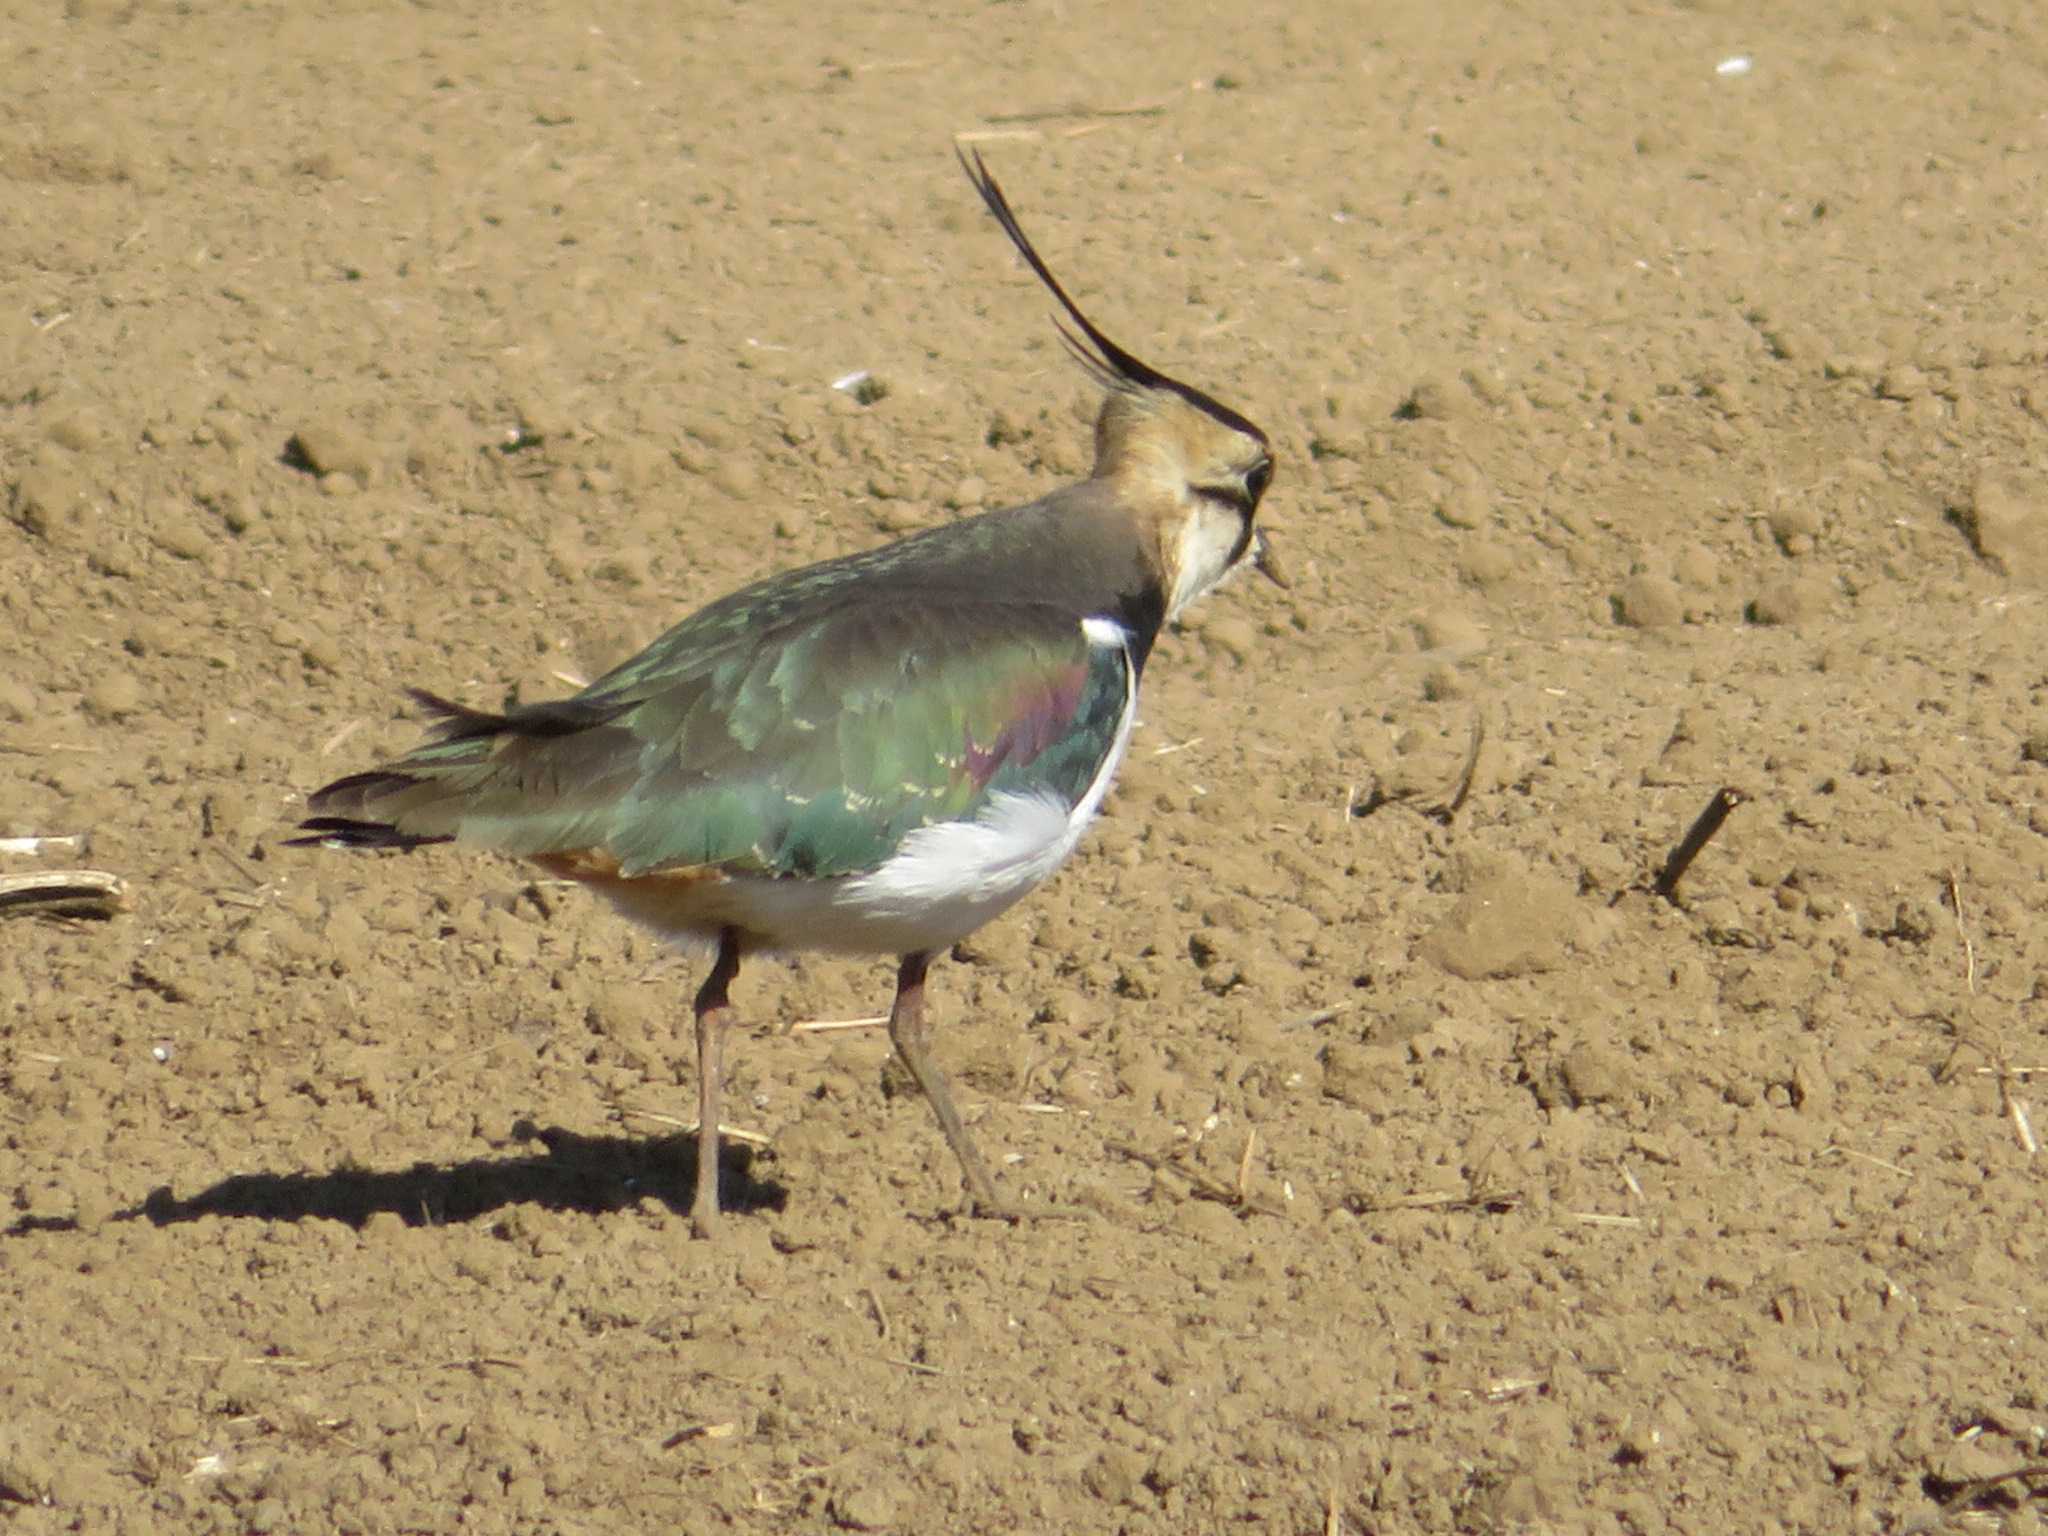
[[1252, 529, 1291, 590]]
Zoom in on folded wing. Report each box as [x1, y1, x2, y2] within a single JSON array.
[[299, 602, 1134, 883]]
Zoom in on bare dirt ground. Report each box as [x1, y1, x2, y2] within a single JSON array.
[[5, 2, 2048, 1531]]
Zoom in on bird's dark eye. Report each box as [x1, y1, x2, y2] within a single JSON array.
[[1244, 458, 1273, 507]]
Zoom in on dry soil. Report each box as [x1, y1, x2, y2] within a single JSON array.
[[4, 2, 2048, 1533]]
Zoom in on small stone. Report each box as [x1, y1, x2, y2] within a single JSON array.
[[46, 409, 109, 452], [1322, 1042, 1404, 1109], [1823, 352, 1886, 383], [1459, 542, 1514, 586], [511, 394, 573, 443], [1434, 476, 1489, 529], [1421, 853, 1583, 979], [1953, 473, 2048, 583], [1748, 577, 1826, 626], [1672, 545, 1719, 588], [711, 458, 759, 499], [1082, 1446, 1147, 1505], [11, 463, 93, 542], [151, 508, 212, 561], [1767, 499, 1823, 549], [1400, 377, 1461, 420], [1877, 364, 1927, 401], [290, 423, 381, 484], [86, 670, 142, 720], [949, 475, 987, 509], [1416, 608, 1485, 655], [1560, 1042, 1633, 1105], [1420, 662, 1463, 700], [301, 633, 343, 674], [831, 1485, 899, 1530], [1614, 574, 1683, 629]]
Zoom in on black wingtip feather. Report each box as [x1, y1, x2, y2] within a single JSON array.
[[284, 816, 453, 852], [303, 767, 423, 817], [956, 146, 1269, 447]]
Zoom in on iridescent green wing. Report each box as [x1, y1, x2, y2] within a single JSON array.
[[333, 602, 1133, 880]]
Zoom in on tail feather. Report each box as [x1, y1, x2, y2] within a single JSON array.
[[284, 815, 453, 851], [409, 686, 630, 741], [290, 687, 637, 853]]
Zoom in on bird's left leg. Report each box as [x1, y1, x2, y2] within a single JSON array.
[[689, 930, 742, 1238]]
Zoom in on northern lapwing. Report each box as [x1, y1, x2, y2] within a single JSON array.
[[294, 151, 1279, 1236]]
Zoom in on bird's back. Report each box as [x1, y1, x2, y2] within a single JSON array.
[[300, 482, 1163, 894]]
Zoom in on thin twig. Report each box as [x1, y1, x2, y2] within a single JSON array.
[[615, 1105, 774, 1147], [1285, 1001, 1354, 1030], [1347, 1185, 1522, 1216], [0, 833, 88, 857], [1946, 868, 1977, 995], [662, 1421, 739, 1449], [1817, 1146, 1912, 1178], [1652, 786, 1747, 901], [789, 1015, 889, 1035], [1941, 873, 2036, 1156], [983, 93, 1177, 125], [1108, 1142, 1286, 1218]]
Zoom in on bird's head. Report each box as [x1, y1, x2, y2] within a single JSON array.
[[960, 150, 1281, 623]]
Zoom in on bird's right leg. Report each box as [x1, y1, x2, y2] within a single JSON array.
[[690, 930, 742, 1238], [886, 950, 1005, 1215]]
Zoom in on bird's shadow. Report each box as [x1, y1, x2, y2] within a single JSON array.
[[11, 1122, 786, 1237]]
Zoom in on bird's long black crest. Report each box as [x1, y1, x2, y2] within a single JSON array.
[[956, 147, 1268, 446]]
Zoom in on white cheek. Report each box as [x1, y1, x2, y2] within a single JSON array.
[[1166, 504, 1248, 621]]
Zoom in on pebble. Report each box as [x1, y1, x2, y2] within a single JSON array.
[[1459, 541, 1514, 587], [711, 458, 759, 499], [1672, 544, 1719, 589], [1956, 473, 2048, 583], [46, 409, 109, 452], [1559, 1041, 1633, 1105], [1767, 498, 1823, 550], [1322, 1041, 1405, 1109], [10, 462, 93, 543], [831, 1484, 900, 1530], [1748, 577, 1827, 626], [86, 670, 142, 720], [1876, 364, 1928, 402], [1421, 854, 1581, 979], [1081, 1446, 1147, 1506], [1434, 474, 1490, 530], [289, 421, 380, 484], [151, 505, 213, 561], [511, 394, 573, 444], [1416, 608, 1485, 655], [1401, 376, 1461, 420], [1614, 573, 1683, 629]]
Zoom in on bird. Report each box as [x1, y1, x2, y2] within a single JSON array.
[[292, 149, 1280, 1237]]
